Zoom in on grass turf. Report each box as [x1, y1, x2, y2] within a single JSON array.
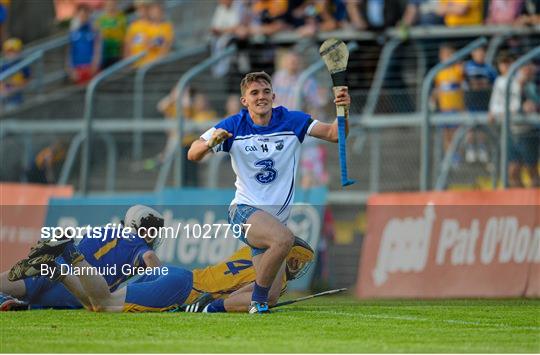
[[1, 297, 539, 353]]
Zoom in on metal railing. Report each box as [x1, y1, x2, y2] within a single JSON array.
[[501, 46, 540, 188], [80, 52, 146, 195], [132, 44, 207, 160], [0, 0, 191, 113], [59, 131, 117, 191], [155, 45, 237, 191], [434, 123, 499, 190], [0, 118, 215, 190], [420, 37, 488, 191], [3, 24, 539, 199], [0, 50, 44, 103]]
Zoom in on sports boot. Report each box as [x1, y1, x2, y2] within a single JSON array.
[[248, 301, 270, 314]]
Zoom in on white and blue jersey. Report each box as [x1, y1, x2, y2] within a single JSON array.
[[201, 106, 318, 223]]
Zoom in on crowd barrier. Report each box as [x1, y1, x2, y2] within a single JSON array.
[[1, 186, 327, 291], [0, 183, 73, 270], [356, 189, 540, 298]]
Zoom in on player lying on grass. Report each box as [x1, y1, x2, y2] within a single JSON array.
[[0, 205, 164, 311], [188, 71, 350, 313], [1, 234, 313, 312], [180, 236, 314, 313]]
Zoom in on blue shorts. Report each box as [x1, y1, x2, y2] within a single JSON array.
[[509, 130, 539, 166], [124, 266, 193, 312], [23, 277, 82, 309], [228, 204, 266, 257]]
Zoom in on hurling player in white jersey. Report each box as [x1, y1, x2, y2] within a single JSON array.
[[188, 72, 350, 314]]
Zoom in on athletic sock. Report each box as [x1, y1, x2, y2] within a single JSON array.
[[252, 282, 270, 304], [203, 299, 226, 313]]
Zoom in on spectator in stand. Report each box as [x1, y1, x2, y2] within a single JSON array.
[[521, 63, 540, 114], [432, 43, 465, 162], [485, 0, 523, 25], [436, 0, 483, 27], [272, 50, 327, 112], [69, 0, 106, 30], [464, 46, 497, 94], [345, 0, 408, 96], [318, 0, 348, 31], [272, 49, 329, 188], [24, 140, 67, 184], [293, 0, 348, 35], [488, 52, 539, 187], [400, 0, 443, 81], [0, 0, 8, 43], [225, 94, 241, 117], [124, 0, 149, 61], [77, 0, 105, 12], [67, 4, 100, 85], [95, 0, 126, 69], [140, 87, 216, 186], [136, 1, 174, 67], [401, 0, 444, 26], [249, 0, 290, 36], [463, 45, 497, 163], [515, 63, 539, 187], [210, 0, 248, 79], [345, 0, 407, 31], [0, 38, 30, 111], [514, 0, 540, 25]]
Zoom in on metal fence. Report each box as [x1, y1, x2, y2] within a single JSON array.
[[1, 23, 539, 201]]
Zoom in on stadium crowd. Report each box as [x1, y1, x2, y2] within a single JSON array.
[[1, 0, 539, 188]]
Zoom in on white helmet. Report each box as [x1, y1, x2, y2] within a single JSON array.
[[123, 205, 164, 245]]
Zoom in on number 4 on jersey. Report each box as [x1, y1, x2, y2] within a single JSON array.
[[224, 259, 252, 275]]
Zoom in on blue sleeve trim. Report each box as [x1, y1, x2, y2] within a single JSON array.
[[215, 114, 240, 152], [286, 110, 312, 143]]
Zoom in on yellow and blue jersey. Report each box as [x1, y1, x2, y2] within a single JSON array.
[[441, 0, 483, 27], [186, 246, 288, 304], [125, 19, 149, 57], [139, 21, 174, 66], [77, 227, 152, 291], [434, 64, 465, 112], [23, 227, 152, 309], [123, 246, 288, 312]]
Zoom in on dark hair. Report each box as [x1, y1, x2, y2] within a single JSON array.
[[139, 213, 164, 230], [496, 51, 516, 65], [440, 42, 456, 51], [76, 3, 91, 13], [240, 71, 272, 96]]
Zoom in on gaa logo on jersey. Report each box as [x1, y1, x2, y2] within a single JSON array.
[[275, 140, 284, 151]]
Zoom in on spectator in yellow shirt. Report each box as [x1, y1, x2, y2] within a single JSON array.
[[437, 0, 483, 26], [124, 0, 149, 59], [128, 1, 174, 67], [433, 43, 465, 157], [1, 38, 30, 111]]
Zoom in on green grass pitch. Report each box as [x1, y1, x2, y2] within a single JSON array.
[[1, 297, 538, 353]]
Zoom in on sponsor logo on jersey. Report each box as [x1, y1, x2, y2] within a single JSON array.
[[275, 140, 284, 151]]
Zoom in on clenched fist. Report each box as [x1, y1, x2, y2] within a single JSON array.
[[207, 128, 232, 148]]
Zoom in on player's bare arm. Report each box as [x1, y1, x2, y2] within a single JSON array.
[[309, 87, 351, 143], [142, 251, 161, 268], [187, 128, 232, 161]]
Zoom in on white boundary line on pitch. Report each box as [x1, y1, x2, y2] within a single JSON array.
[[313, 310, 540, 331]]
